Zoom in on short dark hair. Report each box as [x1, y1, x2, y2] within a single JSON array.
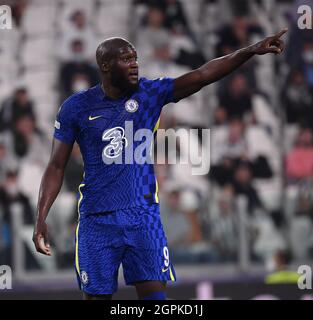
[[96, 37, 134, 69]]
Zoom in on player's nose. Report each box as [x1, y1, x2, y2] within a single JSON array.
[[130, 58, 138, 68]]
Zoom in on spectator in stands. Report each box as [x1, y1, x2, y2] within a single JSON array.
[[58, 9, 97, 61], [0, 168, 34, 225], [136, 7, 172, 68], [0, 87, 36, 132], [1, 114, 49, 167], [211, 116, 273, 187], [211, 117, 247, 165], [216, 16, 249, 56], [224, 117, 247, 158], [216, 16, 260, 89], [161, 188, 189, 246], [229, 0, 251, 16], [210, 185, 238, 261], [210, 156, 237, 186], [211, 156, 272, 188], [137, 6, 204, 74], [0, 141, 7, 185], [0, 168, 34, 265], [251, 210, 287, 265], [59, 39, 100, 100], [0, 138, 16, 186], [283, 69, 313, 127], [161, 188, 200, 247], [160, 186, 207, 262], [213, 106, 228, 126], [265, 249, 300, 284], [134, 0, 190, 34], [155, 0, 193, 39], [70, 10, 88, 32], [218, 73, 253, 120], [210, 118, 248, 185], [0, 140, 8, 188], [158, 0, 206, 69], [11, 0, 28, 28], [13, 114, 38, 159], [301, 41, 313, 89], [286, 128, 313, 181], [232, 161, 263, 213], [216, 15, 263, 56], [290, 192, 313, 260], [0, 215, 9, 265]]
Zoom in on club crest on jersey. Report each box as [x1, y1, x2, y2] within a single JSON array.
[[125, 99, 139, 113]]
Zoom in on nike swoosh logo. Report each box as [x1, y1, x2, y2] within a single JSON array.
[[89, 115, 102, 121], [162, 267, 169, 273]]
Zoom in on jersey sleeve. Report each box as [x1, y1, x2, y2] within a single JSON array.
[[53, 97, 78, 145], [150, 77, 179, 108]]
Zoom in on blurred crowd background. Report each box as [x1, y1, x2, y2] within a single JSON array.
[[0, 0, 313, 280]]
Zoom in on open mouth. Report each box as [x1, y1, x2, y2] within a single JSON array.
[[129, 70, 138, 79]]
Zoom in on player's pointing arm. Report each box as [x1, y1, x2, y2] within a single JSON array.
[[173, 28, 288, 101], [33, 139, 73, 256]]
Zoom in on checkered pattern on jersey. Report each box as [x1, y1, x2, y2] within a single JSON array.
[[54, 78, 176, 213], [132, 78, 176, 204]]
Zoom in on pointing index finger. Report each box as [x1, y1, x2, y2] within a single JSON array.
[[274, 28, 288, 39]]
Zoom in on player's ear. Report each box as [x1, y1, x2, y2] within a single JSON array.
[[102, 62, 109, 72]]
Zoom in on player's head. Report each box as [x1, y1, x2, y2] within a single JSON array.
[[96, 37, 138, 91]]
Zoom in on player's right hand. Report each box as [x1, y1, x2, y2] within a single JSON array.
[[251, 28, 288, 55], [32, 221, 52, 256]]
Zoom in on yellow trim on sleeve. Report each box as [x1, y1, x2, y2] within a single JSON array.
[[153, 117, 161, 133]]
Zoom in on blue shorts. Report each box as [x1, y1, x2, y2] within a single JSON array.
[[75, 204, 176, 295]]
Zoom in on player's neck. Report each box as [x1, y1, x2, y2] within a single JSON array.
[[101, 81, 127, 100]]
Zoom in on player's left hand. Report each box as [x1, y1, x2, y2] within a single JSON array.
[[250, 28, 288, 55], [32, 221, 52, 256]]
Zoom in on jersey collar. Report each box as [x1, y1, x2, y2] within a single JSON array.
[[96, 82, 140, 101]]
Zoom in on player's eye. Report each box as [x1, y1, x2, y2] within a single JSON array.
[[122, 56, 137, 63]]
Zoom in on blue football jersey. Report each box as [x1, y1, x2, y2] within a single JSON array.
[[54, 77, 177, 214]]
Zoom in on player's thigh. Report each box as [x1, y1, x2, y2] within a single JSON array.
[[134, 280, 166, 300]]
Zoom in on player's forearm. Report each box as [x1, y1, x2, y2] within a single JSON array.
[[198, 45, 256, 86], [35, 163, 65, 225]]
